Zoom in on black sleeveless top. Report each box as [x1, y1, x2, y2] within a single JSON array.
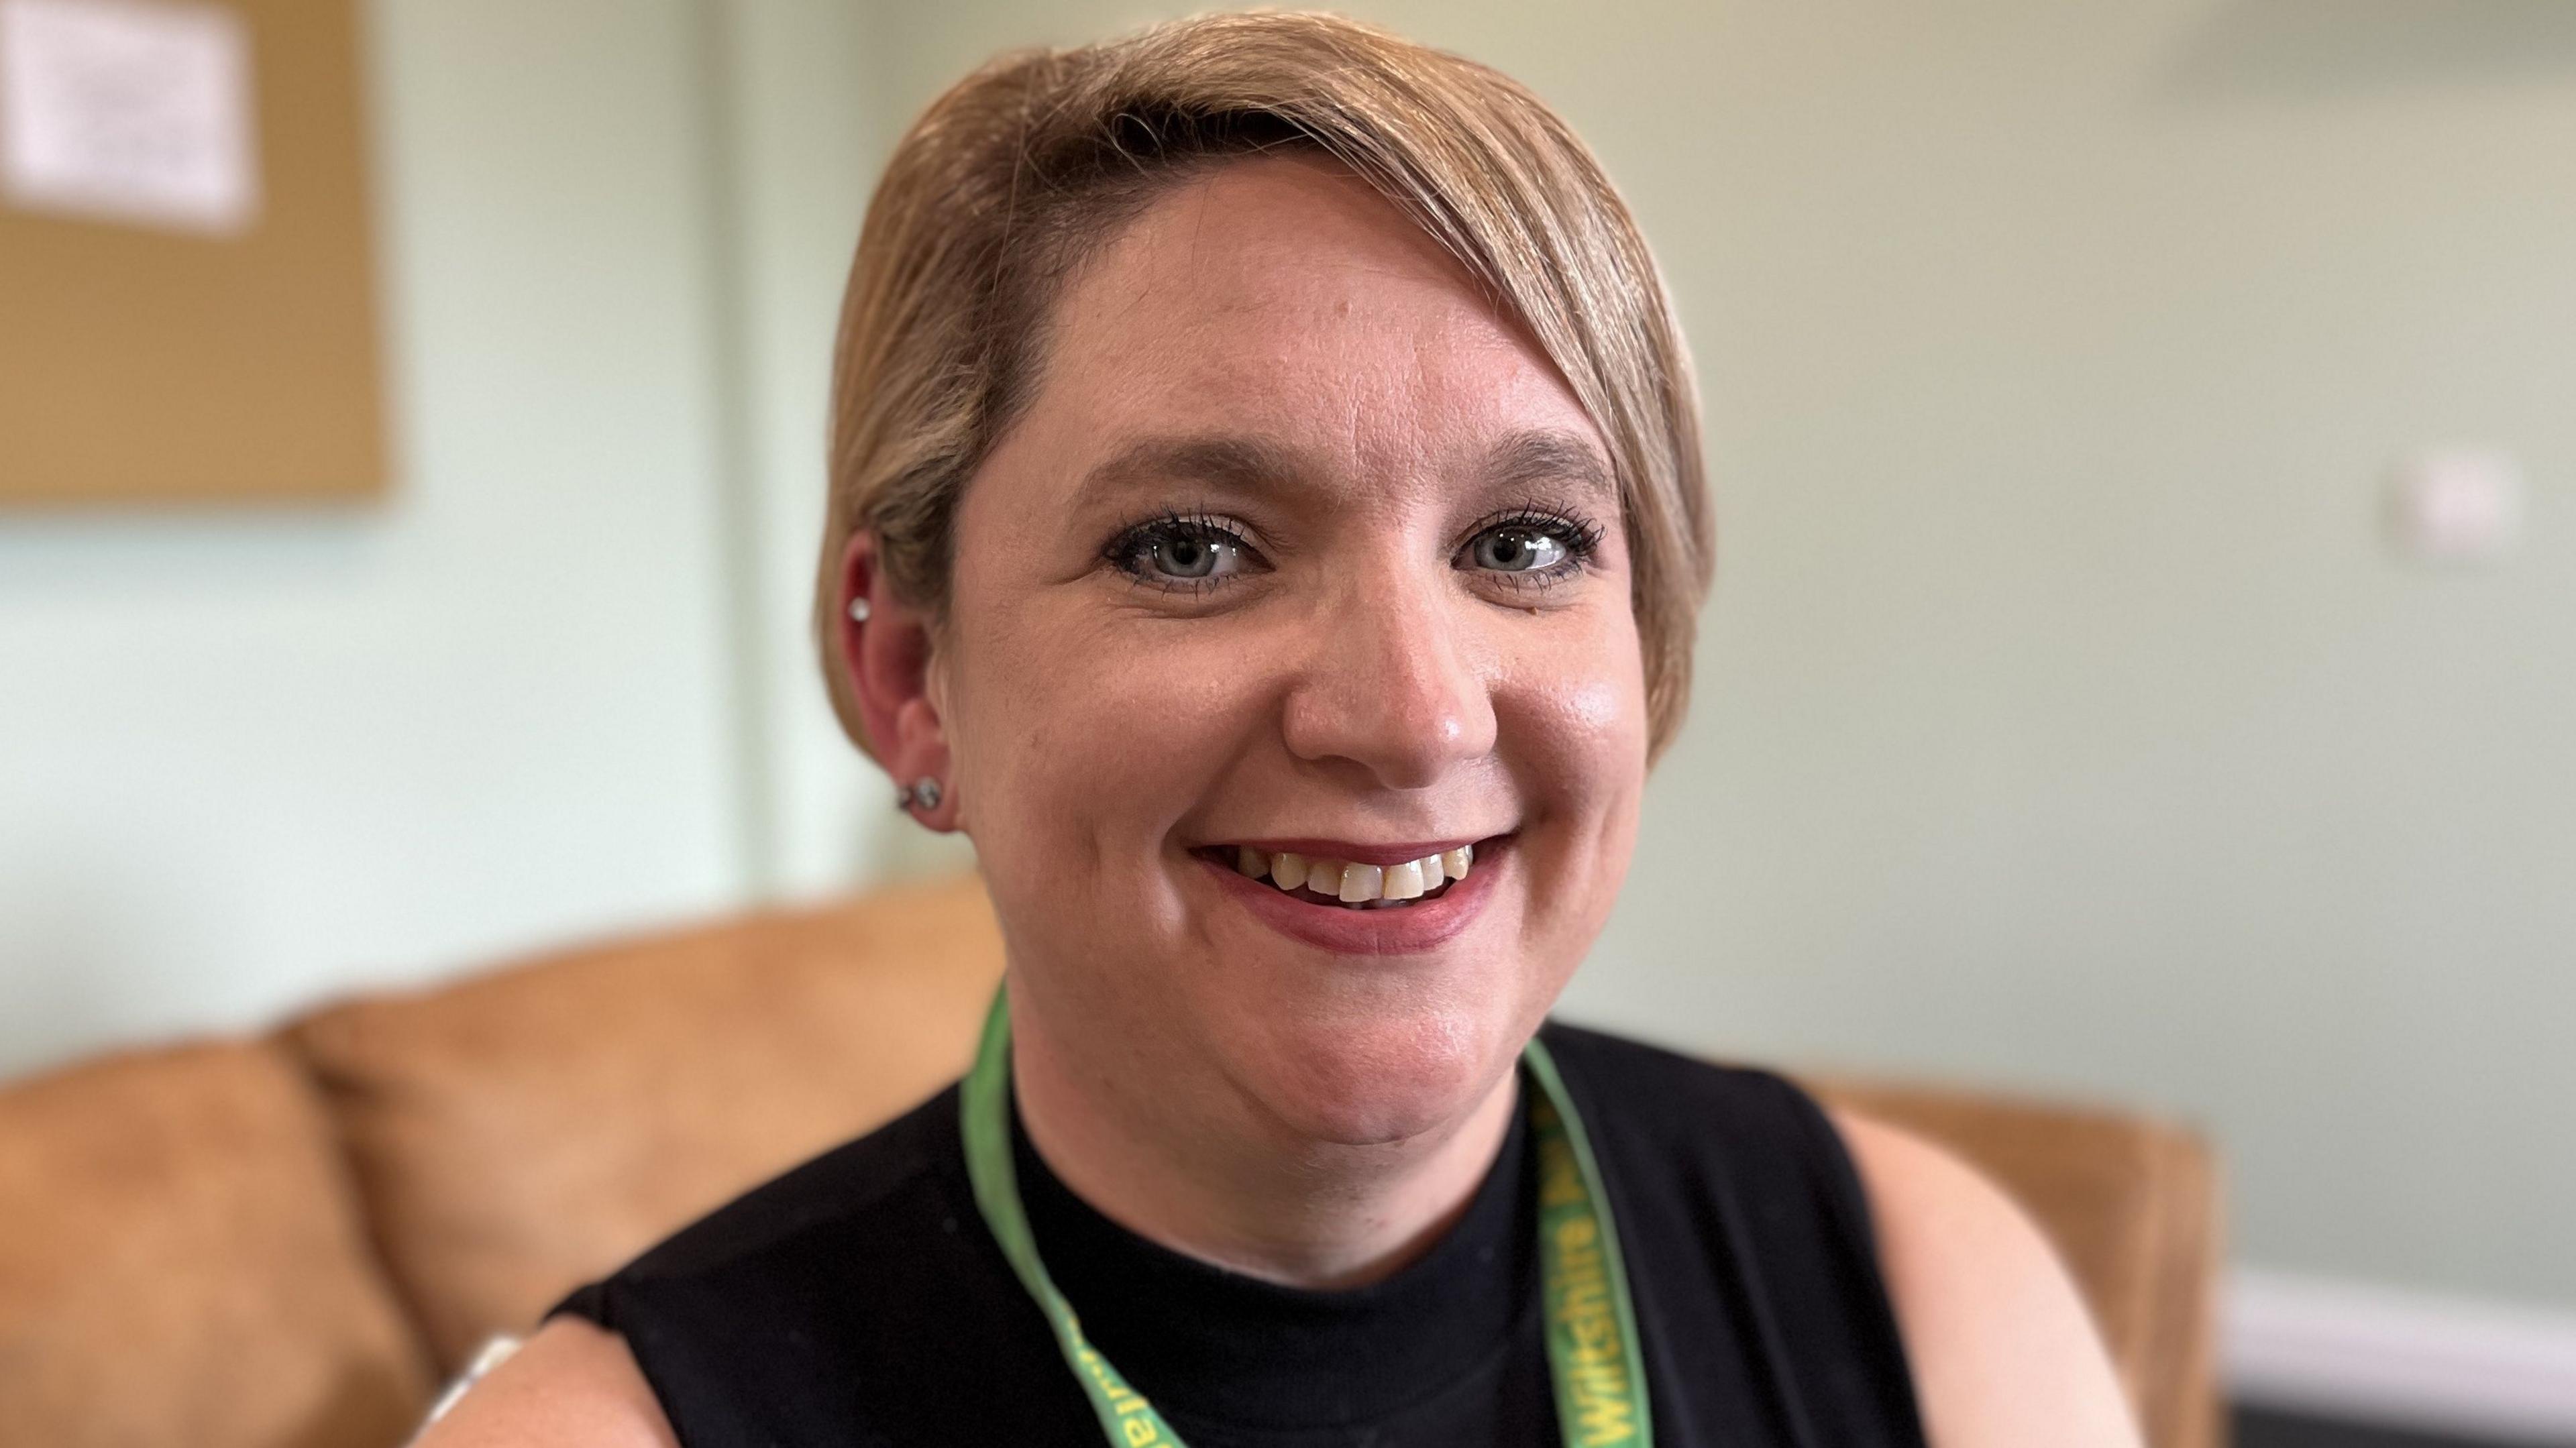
[[555, 1023, 1927, 1447]]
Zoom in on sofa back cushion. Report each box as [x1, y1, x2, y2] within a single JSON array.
[[0, 1040, 433, 1448], [288, 874, 1006, 1371]]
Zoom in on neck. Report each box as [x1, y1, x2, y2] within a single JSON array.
[[1007, 999, 1522, 1290]]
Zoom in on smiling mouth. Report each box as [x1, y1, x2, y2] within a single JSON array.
[[1194, 842, 1483, 910]]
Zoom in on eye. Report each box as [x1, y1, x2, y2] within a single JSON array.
[[1469, 525, 1568, 573], [1457, 507, 1605, 586], [1149, 530, 1236, 579], [1104, 514, 1263, 590]]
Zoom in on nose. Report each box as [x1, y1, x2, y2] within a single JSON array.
[[1279, 571, 1498, 791]]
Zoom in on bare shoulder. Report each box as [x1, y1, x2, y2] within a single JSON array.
[[1827, 1107, 2144, 1448], [409, 1317, 678, 1448]]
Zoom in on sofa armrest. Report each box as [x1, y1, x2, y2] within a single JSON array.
[[0, 1039, 434, 1448]]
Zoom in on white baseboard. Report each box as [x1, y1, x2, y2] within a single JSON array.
[[2226, 1268, 2576, 1444]]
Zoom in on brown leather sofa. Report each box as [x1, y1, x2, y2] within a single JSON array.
[[0, 875, 2221, 1447]]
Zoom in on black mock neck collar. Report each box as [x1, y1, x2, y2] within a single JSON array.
[[1008, 1081, 1537, 1435]]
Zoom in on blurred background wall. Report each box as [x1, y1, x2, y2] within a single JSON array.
[[0, 0, 758, 1080], [3, 0, 2570, 1432]]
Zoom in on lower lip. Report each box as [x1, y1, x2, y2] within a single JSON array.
[[1197, 840, 1506, 956]]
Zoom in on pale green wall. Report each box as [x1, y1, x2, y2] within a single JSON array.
[[0, 0, 749, 1076], [839, 0, 2576, 1310]]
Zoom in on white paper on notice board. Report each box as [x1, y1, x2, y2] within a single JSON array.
[[0, 0, 259, 233]]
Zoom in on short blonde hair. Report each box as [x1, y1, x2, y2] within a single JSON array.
[[816, 11, 1711, 758]]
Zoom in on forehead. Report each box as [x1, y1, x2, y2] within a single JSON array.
[[1011, 154, 1608, 493]]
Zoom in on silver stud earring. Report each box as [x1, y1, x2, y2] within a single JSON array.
[[847, 598, 871, 623], [896, 776, 942, 813]]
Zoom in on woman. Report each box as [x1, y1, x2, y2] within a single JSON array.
[[431, 12, 2138, 1447]]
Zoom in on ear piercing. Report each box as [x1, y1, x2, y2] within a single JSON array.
[[859, 604, 934, 817], [853, 602, 934, 814]]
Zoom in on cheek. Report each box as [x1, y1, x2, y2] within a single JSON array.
[[946, 598, 1254, 865], [1499, 611, 1650, 922], [1507, 612, 1650, 805]]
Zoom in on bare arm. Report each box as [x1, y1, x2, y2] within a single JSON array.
[[409, 1317, 679, 1448], [1831, 1108, 2144, 1448]]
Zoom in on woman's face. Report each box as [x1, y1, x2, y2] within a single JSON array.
[[938, 154, 1649, 1147]]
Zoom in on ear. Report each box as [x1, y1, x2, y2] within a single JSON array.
[[837, 530, 959, 830]]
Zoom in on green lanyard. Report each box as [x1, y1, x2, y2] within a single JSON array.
[[959, 987, 1654, 1447]]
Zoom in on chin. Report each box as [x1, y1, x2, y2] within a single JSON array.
[[1226, 1001, 1521, 1148]]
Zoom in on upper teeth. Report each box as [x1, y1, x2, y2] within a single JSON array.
[[1232, 844, 1474, 903]]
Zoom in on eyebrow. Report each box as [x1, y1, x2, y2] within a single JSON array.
[[1482, 428, 1617, 507], [1073, 435, 1308, 511], [1069, 427, 1617, 510]]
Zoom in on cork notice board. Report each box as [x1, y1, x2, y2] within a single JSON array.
[[0, 0, 385, 505]]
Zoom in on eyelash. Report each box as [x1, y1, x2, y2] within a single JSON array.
[[1100, 505, 1609, 595], [1102, 511, 1254, 596], [1461, 506, 1609, 592]]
